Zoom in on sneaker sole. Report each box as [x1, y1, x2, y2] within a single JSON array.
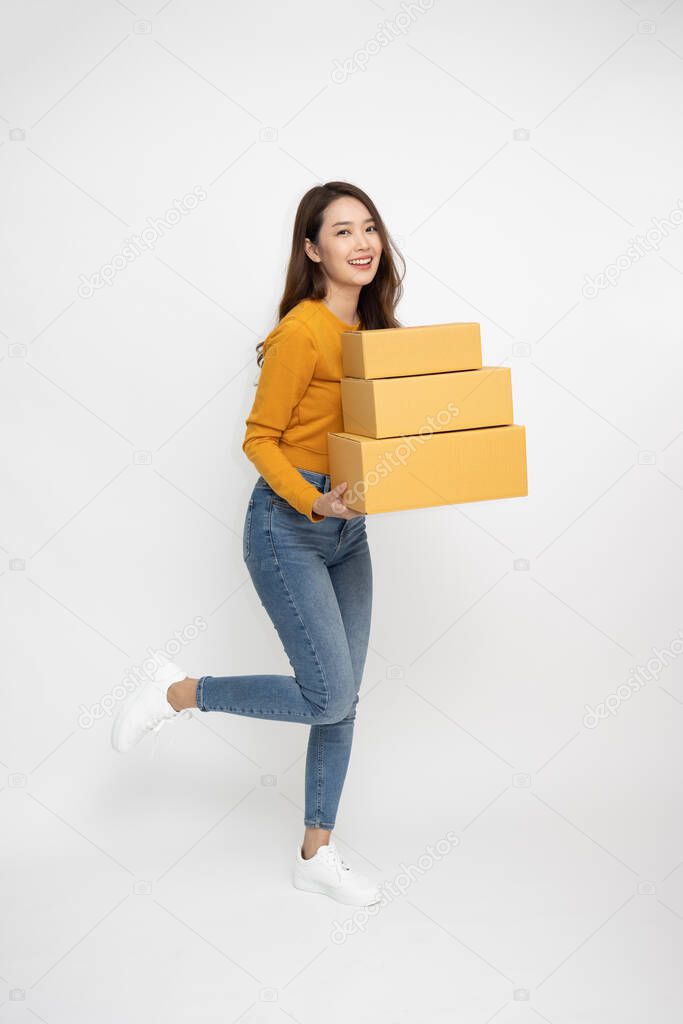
[[111, 685, 149, 752], [292, 874, 382, 907]]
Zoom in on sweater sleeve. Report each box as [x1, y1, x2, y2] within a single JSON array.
[[242, 317, 325, 523]]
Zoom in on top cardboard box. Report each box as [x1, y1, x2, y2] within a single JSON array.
[[341, 322, 482, 379]]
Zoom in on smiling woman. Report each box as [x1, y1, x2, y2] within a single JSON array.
[[242, 182, 406, 519], [112, 181, 406, 908], [264, 180, 406, 367]]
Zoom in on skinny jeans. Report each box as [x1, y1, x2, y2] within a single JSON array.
[[196, 467, 372, 830]]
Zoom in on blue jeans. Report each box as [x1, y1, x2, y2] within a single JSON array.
[[196, 467, 373, 830]]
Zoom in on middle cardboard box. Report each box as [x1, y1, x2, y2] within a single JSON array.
[[340, 366, 513, 438]]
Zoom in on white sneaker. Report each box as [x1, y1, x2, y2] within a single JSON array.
[[293, 839, 383, 907], [111, 661, 193, 754]]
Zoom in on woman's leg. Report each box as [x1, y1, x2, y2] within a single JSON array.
[[190, 513, 358, 728], [302, 520, 373, 846], [167, 476, 372, 861], [168, 524, 373, 856]]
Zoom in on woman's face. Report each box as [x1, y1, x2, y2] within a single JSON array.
[[305, 196, 383, 287]]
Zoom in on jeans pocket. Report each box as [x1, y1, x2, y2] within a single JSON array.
[[243, 496, 255, 560], [271, 495, 300, 514]]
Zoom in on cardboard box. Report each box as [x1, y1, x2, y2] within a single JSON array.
[[328, 424, 528, 514], [341, 366, 513, 439], [341, 322, 482, 379]]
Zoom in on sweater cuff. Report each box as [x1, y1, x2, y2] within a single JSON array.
[[300, 485, 325, 523]]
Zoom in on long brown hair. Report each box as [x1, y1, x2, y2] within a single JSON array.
[[255, 181, 405, 368]]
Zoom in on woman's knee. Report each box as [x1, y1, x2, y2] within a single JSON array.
[[314, 680, 357, 724]]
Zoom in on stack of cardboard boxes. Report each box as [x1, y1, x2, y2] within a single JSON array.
[[327, 322, 528, 514]]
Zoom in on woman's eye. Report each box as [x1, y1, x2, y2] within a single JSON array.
[[337, 225, 377, 235]]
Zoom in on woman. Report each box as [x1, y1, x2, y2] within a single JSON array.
[[112, 181, 405, 907]]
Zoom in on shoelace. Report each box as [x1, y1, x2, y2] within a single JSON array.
[[310, 843, 380, 899], [148, 708, 193, 734], [148, 708, 193, 761], [319, 842, 351, 879]]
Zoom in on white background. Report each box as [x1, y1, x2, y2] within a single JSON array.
[[1, 0, 683, 1020]]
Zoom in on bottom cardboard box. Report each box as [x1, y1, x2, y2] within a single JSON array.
[[328, 424, 528, 514]]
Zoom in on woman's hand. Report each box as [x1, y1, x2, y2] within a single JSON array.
[[312, 481, 363, 520]]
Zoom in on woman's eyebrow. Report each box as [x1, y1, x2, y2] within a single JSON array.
[[330, 218, 376, 226]]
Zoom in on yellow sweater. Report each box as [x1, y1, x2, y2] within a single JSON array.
[[242, 298, 361, 522]]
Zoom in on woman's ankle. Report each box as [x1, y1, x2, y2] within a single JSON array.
[[167, 679, 198, 711], [302, 826, 332, 859]]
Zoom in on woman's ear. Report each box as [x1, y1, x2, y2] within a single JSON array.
[[304, 238, 321, 263]]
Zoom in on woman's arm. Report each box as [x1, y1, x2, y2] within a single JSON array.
[[242, 317, 325, 522]]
